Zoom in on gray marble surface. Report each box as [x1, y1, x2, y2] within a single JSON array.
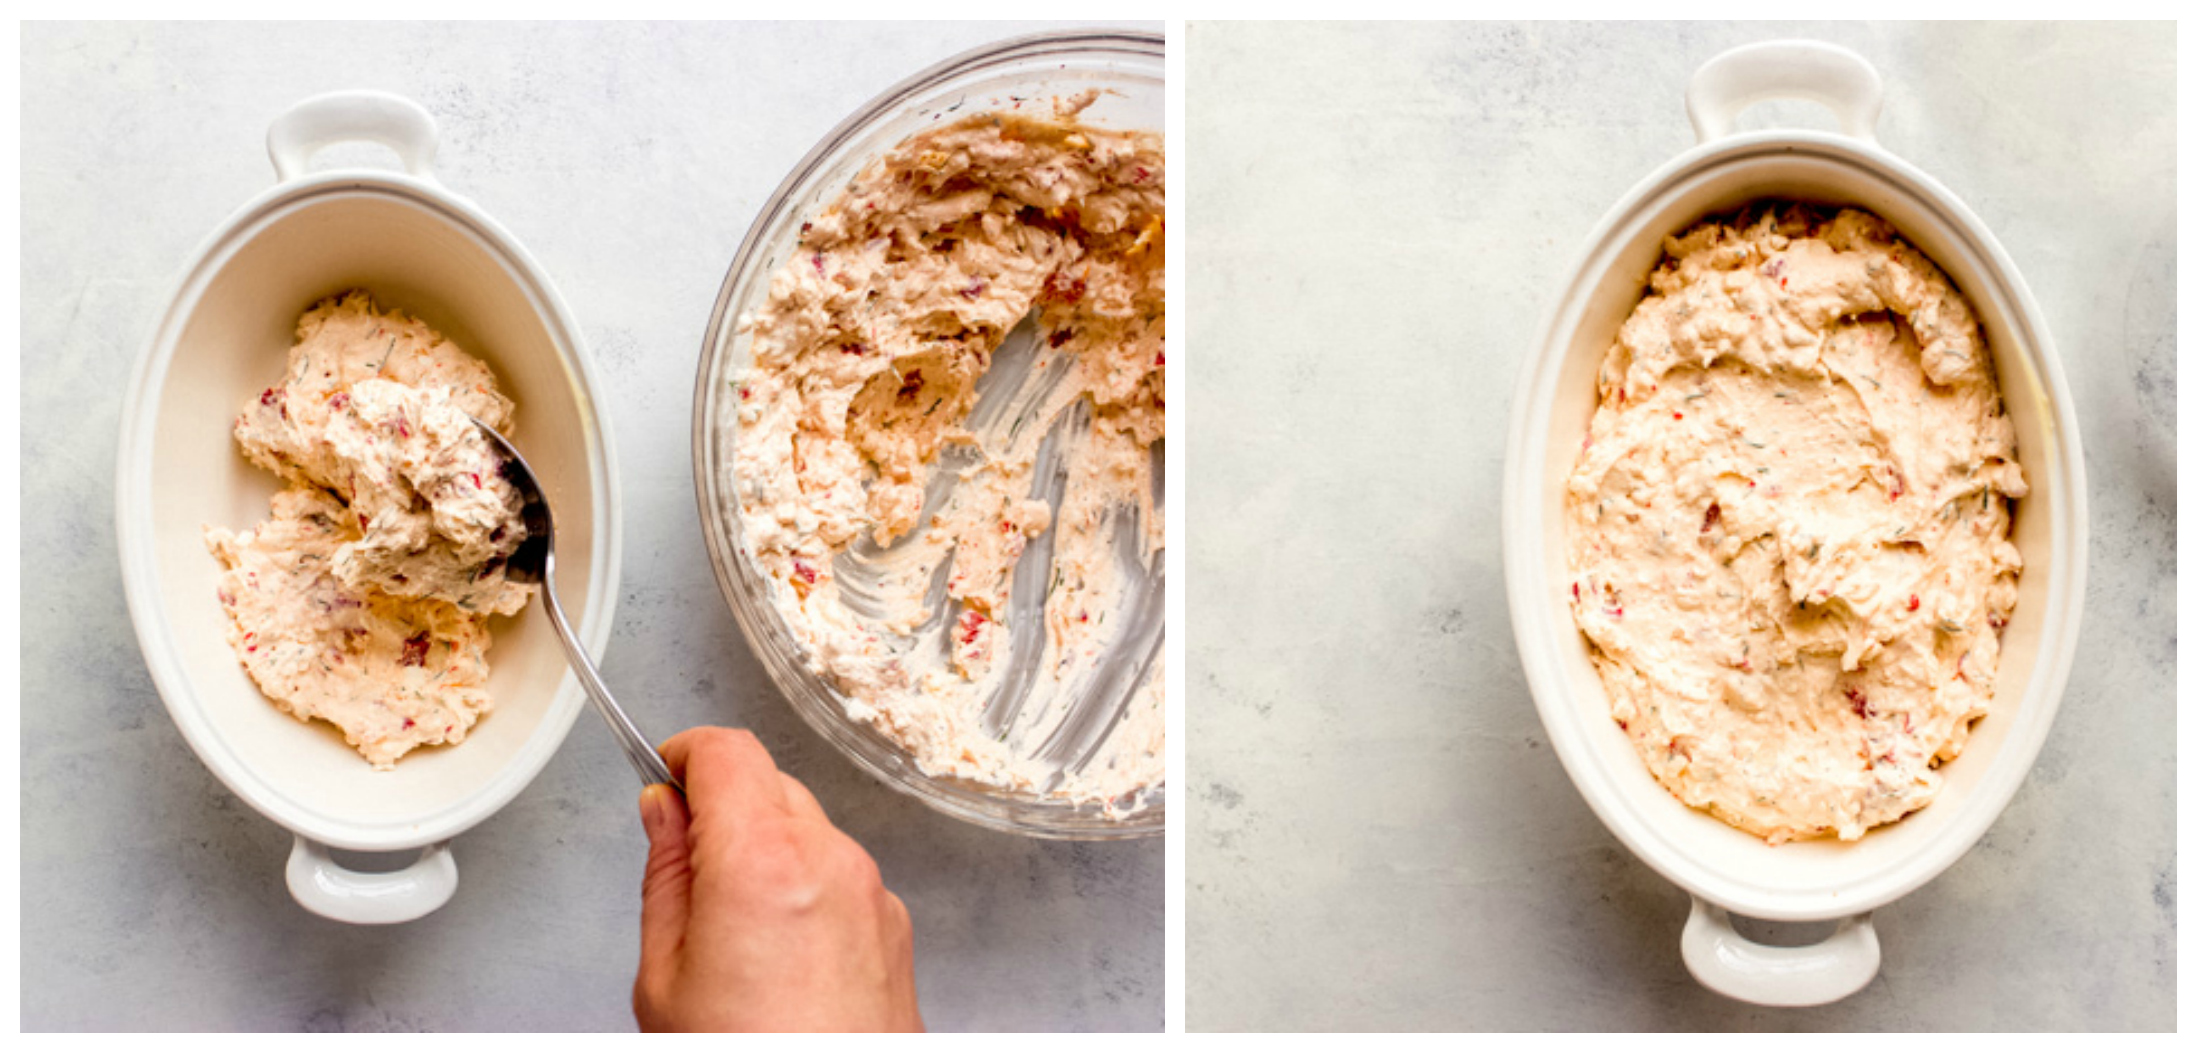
[[1186, 22, 2174, 1031], [20, 21, 1159, 1032]]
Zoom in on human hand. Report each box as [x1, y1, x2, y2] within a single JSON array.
[[633, 727, 922, 1032]]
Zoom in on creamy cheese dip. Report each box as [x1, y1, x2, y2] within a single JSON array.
[[1566, 206, 2025, 843], [731, 94, 1164, 811], [206, 291, 531, 767]]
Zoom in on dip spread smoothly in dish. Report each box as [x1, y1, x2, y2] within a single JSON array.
[[206, 291, 532, 768], [731, 93, 1165, 810], [1566, 205, 2025, 843]]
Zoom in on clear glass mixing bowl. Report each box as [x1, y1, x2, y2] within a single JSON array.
[[692, 30, 1165, 839]]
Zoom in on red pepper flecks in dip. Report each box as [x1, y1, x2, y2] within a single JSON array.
[[729, 92, 1166, 812], [1565, 204, 2026, 845], [204, 291, 536, 769]]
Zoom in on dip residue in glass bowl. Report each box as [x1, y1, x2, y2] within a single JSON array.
[[695, 31, 1166, 838]]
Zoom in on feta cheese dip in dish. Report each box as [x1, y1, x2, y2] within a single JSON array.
[[206, 291, 533, 768], [730, 91, 1165, 812], [1565, 204, 2025, 844]]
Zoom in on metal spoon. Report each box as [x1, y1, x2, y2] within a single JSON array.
[[472, 417, 679, 792]]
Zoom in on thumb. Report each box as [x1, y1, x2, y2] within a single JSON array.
[[637, 784, 693, 978]]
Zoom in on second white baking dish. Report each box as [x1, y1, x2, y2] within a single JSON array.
[[1502, 41, 2088, 1006]]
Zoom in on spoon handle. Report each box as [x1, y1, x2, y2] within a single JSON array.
[[539, 566, 682, 793]]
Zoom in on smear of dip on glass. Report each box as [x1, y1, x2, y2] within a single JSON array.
[[206, 291, 532, 767], [732, 93, 1165, 813], [1566, 205, 2025, 844]]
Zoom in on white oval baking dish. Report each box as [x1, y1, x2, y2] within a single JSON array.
[[117, 91, 621, 924], [1502, 41, 2087, 1006]]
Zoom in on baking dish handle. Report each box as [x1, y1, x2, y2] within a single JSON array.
[[285, 836, 459, 924], [1686, 40, 1883, 146], [1680, 898, 1880, 1006], [267, 90, 439, 184]]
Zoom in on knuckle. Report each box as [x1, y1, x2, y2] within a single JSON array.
[[737, 821, 816, 891], [882, 888, 912, 930], [686, 725, 758, 757], [714, 726, 765, 753], [711, 728, 775, 774], [842, 843, 884, 890], [814, 828, 879, 886]]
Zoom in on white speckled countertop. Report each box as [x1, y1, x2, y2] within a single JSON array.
[[1186, 21, 2174, 1030], [21, 21, 1158, 1032]]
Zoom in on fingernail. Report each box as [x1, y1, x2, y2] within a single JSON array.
[[639, 784, 669, 834]]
